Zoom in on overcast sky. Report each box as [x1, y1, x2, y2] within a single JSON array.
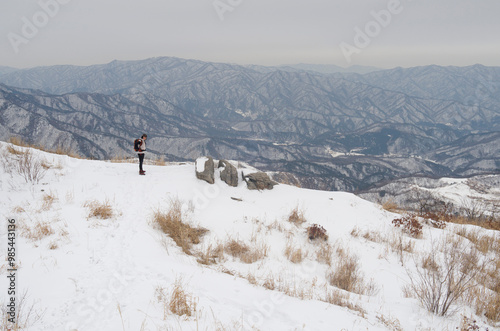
[[1, 0, 499, 69]]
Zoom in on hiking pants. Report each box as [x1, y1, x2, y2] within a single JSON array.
[[138, 153, 145, 171]]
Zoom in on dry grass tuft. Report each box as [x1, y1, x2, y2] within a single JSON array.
[[153, 156, 166, 166], [327, 247, 377, 295], [225, 239, 249, 257], [153, 199, 208, 255], [483, 292, 500, 322], [2, 147, 48, 184], [263, 275, 276, 291], [21, 221, 55, 241], [284, 242, 305, 264], [455, 227, 499, 255], [48, 240, 58, 250], [41, 192, 57, 211], [287, 206, 307, 226], [382, 199, 399, 212], [388, 231, 415, 265], [316, 242, 333, 266], [223, 238, 268, 264], [241, 243, 268, 264], [376, 314, 403, 331], [197, 242, 225, 265], [7, 144, 25, 155], [323, 288, 366, 317], [246, 272, 258, 286], [84, 200, 113, 220], [351, 227, 384, 243], [266, 220, 287, 233], [155, 280, 198, 319], [471, 288, 500, 324], [168, 280, 197, 317], [327, 255, 361, 293]]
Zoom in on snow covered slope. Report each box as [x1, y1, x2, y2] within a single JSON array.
[[0, 142, 498, 331]]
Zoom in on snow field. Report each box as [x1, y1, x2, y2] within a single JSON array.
[[0, 142, 498, 331]]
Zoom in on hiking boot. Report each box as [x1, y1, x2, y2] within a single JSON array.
[[139, 170, 145, 175]]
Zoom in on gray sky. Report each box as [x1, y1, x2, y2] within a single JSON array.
[[1, 0, 499, 69]]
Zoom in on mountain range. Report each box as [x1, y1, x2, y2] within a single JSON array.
[[0, 57, 498, 191]]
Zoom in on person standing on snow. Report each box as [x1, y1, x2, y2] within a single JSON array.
[[135, 134, 147, 175]]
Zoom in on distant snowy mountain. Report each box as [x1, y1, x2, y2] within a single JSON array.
[[277, 63, 382, 74], [0, 142, 498, 330], [0, 57, 498, 191], [0, 66, 18, 76]]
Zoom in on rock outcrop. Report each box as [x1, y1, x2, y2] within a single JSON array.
[[195, 156, 215, 184], [218, 159, 238, 187], [243, 172, 276, 190]]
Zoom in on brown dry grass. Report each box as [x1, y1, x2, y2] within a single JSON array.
[[48, 240, 59, 250], [213, 237, 269, 264], [455, 227, 499, 254], [110, 155, 133, 164], [351, 227, 384, 243], [7, 143, 25, 155], [41, 192, 57, 211], [470, 287, 500, 323], [153, 156, 166, 166], [225, 239, 249, 257], [1, 290, 44, 330], [155, 279, 197, 319], [84, 200, 113, 220], [327, 257, 361, 293], [376, 314, 403, 331], [3, 147, 48, 184], [197, 242, 225, 265], [445, 214, 500, 231], [246, 272, 257, 286], [168, 280, 197, 317], [381, 199, 399, 212], [263, 275, 276, 291], [287, 206, 307, 226], [327, 247, 377, 295], [316, 242, 333, 266], [284, 242, 305, 264], [323, 288, 366, 317], [20, 221, 55, 241], [8, 136, 82, 159], [153, 199, 208, 255]]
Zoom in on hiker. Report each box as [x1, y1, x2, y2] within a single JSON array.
[[134, 134, 147, 175]]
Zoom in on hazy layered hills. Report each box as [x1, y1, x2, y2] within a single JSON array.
[[0, 57, 498, 191]]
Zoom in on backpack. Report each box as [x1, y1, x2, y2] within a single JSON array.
[[134, 138, 141, 152]]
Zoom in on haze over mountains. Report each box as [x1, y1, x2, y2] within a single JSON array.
[[0, 57, 498, 191]]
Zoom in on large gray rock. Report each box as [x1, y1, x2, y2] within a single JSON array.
[[243, 172, 276, 190], [218, 159, 238, 187], [195, 156, 215, 184]]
